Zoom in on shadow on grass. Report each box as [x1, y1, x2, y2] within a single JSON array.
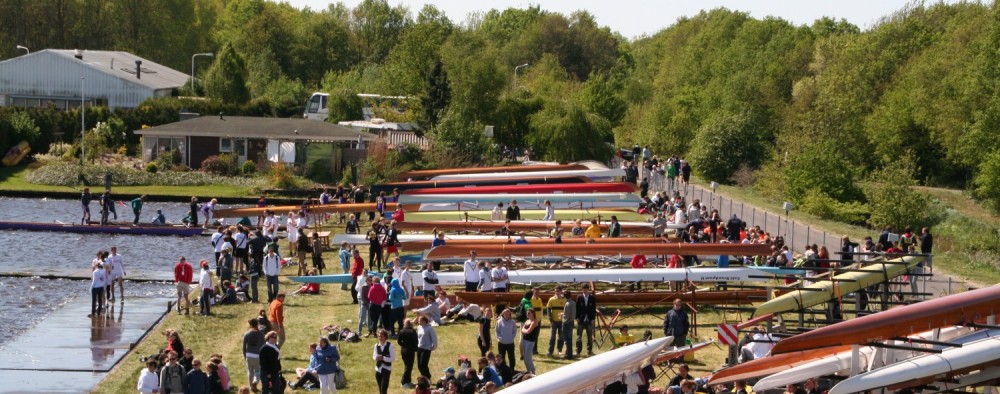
[[0, 165, 21, 184]]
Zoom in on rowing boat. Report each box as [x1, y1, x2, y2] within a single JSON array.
[[290, 267, 778, 287], [403, 182, 638, 195], [430, 168, 625, 181], [454, 290, 767, 306], [769, 284, 1000, 355], [0, 220, 204, 237], [398, 192, 642, 206], [213, 203, 397, 219], [370, 176, 591, 196], [753, 326, 987, 392], [423, 242, 774, 259], [829, 335, 1000, 394], [401, 209, 646, 222], [398, 164, 589, 180], [501, 337, 672, 394], [752, 256, 924, 317], [395, 219, 651, 234], [331, 233, 664, 249], [653, 341, 714, 365]]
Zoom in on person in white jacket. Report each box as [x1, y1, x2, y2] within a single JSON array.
[[263, 248, 281, 303], [136, 359, 160, 394], [198, 260, 214, 316]]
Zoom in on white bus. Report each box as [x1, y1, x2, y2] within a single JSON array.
[[303, 92, 411, 122]]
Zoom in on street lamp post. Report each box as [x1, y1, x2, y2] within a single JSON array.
[[80, 77, 85, 165], [514, 63, 529, 89], [16, 45, 29, 55], [190, 53, 215, 94]]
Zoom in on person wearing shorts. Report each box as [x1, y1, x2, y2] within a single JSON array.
[[108, 246, 126, 302], [174, 257, 193, 315]]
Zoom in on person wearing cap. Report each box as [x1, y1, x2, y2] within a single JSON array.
[[151, 209, 166, 225], [436, 366, 457, 391], [219, 244, 234, 284], [198, 260, 214, 316]]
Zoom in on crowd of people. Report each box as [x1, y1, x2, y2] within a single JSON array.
[[123, 147, 941, 394]]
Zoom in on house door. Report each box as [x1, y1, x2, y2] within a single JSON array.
[[233, 139, 247, 164]]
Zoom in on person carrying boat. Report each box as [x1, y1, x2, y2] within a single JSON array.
[[80, 187, 93, 225]]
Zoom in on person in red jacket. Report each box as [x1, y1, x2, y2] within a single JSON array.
[[630, 252, 648, 269], [174, 257, 193, 315], [368, 277, 388, 335], [351, 248, 365, 304]]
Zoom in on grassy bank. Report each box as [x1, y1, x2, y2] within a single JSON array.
[[0, 166, 258, 199], [95, 226, 732, 393]]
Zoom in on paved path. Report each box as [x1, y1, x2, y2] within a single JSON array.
[[0, 297, 171, 393]]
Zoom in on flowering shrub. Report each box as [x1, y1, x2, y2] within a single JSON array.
[[25, 162, 266, 189]]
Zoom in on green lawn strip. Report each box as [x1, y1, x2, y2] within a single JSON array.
[[95, 223, 731, 393], [0, 166, 256, 198]]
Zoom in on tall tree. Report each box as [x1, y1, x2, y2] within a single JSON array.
[[420, 60, 451, 129], [203, 42, 250, 105]]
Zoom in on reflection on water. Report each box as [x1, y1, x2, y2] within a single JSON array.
[[0, 277, 173, 347], [91, 303, 124, 365], [0, 197, 207, 348]]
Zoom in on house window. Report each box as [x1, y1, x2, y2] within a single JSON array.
[[220, 138, 246, 157]]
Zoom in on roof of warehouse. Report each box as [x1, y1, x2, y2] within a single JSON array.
[[0, 49, 189, 90], [135, 115, 377, 142]]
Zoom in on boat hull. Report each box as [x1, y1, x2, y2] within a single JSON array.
[[0, 221, 204, 237]]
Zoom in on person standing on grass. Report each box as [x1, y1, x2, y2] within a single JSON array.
[[263, 248, 281, 303], [520, 309, 541, 374], [108, 246, 125, 303], [296, 228, 310, 277], [562, 290, 576, 359], [243, 319, 265, 392], [130, 194, 145, 226], [198, 260, 214, 316], [422, 263, 439, 299], [219, 246, 234, 285], [234, 226, 249, 276], [159, 351, 186, 394], [576, 284, 597, 357], [663, 298, 689, 347], [496, 308, 517, 369], [358, 272, 372, 336], [186, 358, 209, 394], [463, 251, 480, 292], [315, 336, 341, 394], [416, 315, 438, 380], [397, 319, 419, 389], [137, 359, 160, 394], [546, 286, 566, 357], [339, 242, 352, 290], [351, 250, 365, 304], [174, 257, 193, 315], [259, 331, 282, 394], [387, 278, 408, 336], [477, 306, 494, 357], [311, 232, 325, 275], [268, 292, 286, 348], [373, 329, 395, 394], [368, 275, 388, 337], [248, 231, 266, 303]]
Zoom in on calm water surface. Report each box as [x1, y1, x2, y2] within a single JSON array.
[[0, 197, 220, 346]]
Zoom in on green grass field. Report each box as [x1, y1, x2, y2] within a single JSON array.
[[94, 224, 734, 393]]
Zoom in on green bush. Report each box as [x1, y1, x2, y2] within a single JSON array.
[[863, 156, 945, 230], [800, 189, 869, 225], [145, 162, 158, 173], [200, 154, 238, 176], [242, 160, 256, 175]]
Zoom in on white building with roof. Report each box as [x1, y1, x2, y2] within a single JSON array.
[[0, 49, 189, 110]]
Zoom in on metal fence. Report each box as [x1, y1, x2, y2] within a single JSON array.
[[612, 156, 842, 254]]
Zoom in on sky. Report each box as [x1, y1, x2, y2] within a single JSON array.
[[280, 0, 952, 39]]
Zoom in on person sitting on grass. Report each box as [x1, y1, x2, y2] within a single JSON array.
[[413, 293, 444, 326], [289, 343, 321, 390], [218, 281, 239, 305], [291, 269, 321, 296]]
